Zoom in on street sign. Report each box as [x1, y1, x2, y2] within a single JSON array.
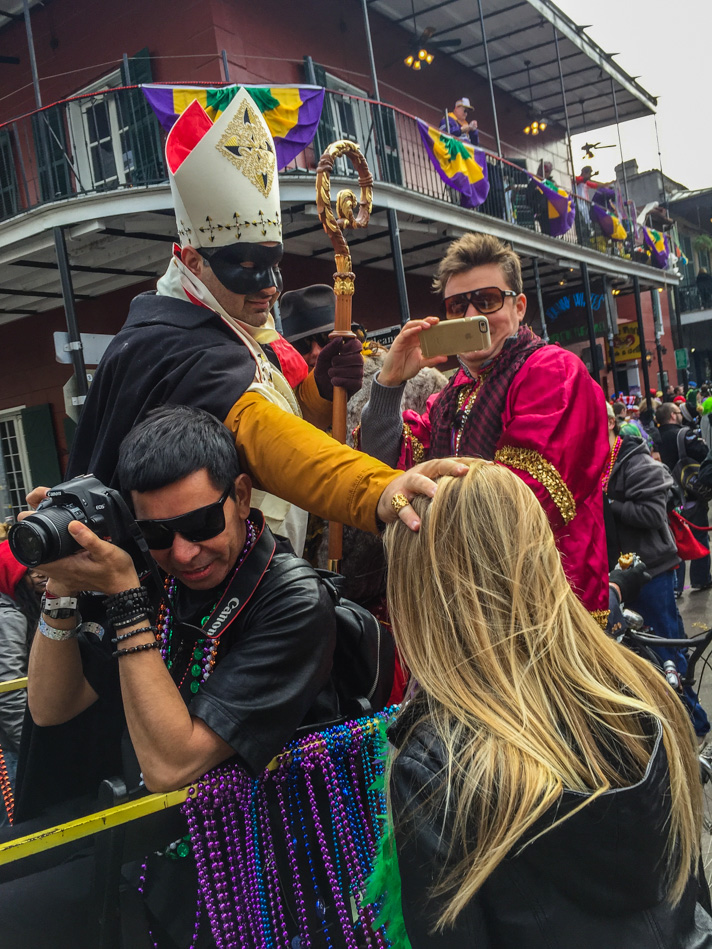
[[63, 372, 94, 423], [366, 324, 402, 347], [613, 325, 641, 363], [54, 332, 114, 366], [675, 348, 689, 370]]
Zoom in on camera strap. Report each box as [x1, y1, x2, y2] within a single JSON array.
[[200, 513, 274, 640], [159, 511, 275, 642]]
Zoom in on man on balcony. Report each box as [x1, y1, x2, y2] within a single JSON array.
[[439, 97, 479, 146], [65, 87, 461, 554]]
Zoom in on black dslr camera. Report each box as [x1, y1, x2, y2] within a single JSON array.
[[9, 475, 136, 567]]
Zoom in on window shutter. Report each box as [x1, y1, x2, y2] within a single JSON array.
[[304, 57, 337, 162], [31, 109, 72, 201], [20, 404, 61, 488], [0, 131, 19, 219], [119, 48, 165, 185]]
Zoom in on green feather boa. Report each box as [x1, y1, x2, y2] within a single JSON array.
[[363, 719, 413, 949]]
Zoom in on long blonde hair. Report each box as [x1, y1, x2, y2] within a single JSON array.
[[385, 459, 701, 928]]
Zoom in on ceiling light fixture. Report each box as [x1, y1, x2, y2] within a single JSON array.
[[523, 60, 548, 136], [405, 46, 434, 68]]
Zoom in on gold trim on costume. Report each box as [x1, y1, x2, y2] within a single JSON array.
[[403, 422, 425, 465], [494, 445, 576, 524], [591, 609, 610, 629]]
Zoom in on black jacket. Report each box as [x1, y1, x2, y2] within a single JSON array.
[[606, 436, 679, 577], [391, 716, 712, 949], [659, 423, 709, 473], [67, 292, 257, 485], [700, 448, 712, 491]]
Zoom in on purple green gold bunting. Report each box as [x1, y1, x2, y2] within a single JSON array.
[[526, 173, 576, 237], [141, 84, 325, 170], [642, 227, 670, 269], [417, 119, 489, 208], [590, 203, 627, 241]]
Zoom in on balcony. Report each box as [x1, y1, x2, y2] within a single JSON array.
[[0, 86, 665, 274]]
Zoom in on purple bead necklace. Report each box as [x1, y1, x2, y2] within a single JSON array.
[[181, 711, 395, 948]]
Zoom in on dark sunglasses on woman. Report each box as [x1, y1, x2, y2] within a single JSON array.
[[136, 486, 233, 549], [442, 286, 518, 319]]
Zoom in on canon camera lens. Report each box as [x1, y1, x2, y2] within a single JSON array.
[[9, 507, 83, 567]]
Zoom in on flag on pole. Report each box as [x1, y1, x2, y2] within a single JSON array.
[[590, 203, 627, 241], [141, 84, 325, 170], [642, 227, 670, 269], [417, 120, 489, 207], [525, 173, 576, 237]]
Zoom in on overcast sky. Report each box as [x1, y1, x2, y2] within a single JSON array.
[[558, 0, 711, 191]]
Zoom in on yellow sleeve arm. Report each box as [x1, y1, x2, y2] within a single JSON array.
[[295, 371, 334, 430], [224, 392, 397, 533]]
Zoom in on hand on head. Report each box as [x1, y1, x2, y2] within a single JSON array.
[[377, 458, 469, 531]]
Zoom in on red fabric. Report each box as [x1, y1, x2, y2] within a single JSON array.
[[165, 99, 214, 174], [269, 336, 309, 389], [370, 598, 408, 705], [0, 541, 25, 598], [498, 346, 609, 611], [393, 345, 610, 612], [669, 511, 709, 559]]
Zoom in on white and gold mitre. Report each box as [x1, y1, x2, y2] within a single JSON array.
[[165, 87, 281, 248]]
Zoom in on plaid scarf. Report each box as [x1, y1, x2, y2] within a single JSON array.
[[428, 325, 546, 459]]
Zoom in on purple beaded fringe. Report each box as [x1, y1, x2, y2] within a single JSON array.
[[182, 709, 396, 949]]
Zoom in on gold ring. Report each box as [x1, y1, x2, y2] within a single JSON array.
[[390, 493, 410, 516]]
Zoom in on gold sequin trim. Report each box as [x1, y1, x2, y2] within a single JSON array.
[[591, 609, 610, 629], [403, 422, 425, 465], [494, 446, 576, 524]]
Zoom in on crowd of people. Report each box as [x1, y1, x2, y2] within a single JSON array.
[[1, 87, 712, 947]]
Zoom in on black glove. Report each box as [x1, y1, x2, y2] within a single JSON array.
[[609, 558, 652, 606], [313, 336, 364, 400]]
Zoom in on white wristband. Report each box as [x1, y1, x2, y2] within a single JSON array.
[[38, 615, 82, 641]]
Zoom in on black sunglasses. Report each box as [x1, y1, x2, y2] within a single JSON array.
[[136, 486, 232, 550], [442, 286, 518, 318], [292, 332, 331, 357]]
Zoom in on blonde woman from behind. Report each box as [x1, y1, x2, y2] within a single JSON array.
[[382, 458, 712, 949]]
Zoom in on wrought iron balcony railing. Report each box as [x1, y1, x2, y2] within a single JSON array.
[[0, 85, 641, 265]]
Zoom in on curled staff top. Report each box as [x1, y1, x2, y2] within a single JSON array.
[[315, 140, 373, 259]]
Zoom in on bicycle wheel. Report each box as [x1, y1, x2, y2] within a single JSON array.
[[699, 746, 712, 880]]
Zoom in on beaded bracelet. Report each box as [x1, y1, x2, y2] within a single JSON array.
[[111, 625, 156, 644], [113, 639, 160, 659], [38, 615, 82, 642], [105, 587, 151, 627], [111, 611, 151, 630]]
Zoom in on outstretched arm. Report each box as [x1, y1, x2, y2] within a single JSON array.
[[224, 389, 461, 533]]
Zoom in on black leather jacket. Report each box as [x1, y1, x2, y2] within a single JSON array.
[[391, 715, 712, 949]]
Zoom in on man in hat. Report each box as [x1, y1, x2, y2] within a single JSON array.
[[66, 88, 456, 552], [280, 283, 338, 370], [439, 97, 479, 145]]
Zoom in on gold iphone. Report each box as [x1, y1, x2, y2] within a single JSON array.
[[419, 317, 491, 358]]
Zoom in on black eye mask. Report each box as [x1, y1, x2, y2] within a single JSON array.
[[198, 243, 284, 295]]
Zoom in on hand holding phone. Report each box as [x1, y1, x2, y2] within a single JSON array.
[[419, 316, 491, 358]]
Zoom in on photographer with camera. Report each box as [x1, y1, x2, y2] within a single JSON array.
[[5, 405, 349, 948]]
